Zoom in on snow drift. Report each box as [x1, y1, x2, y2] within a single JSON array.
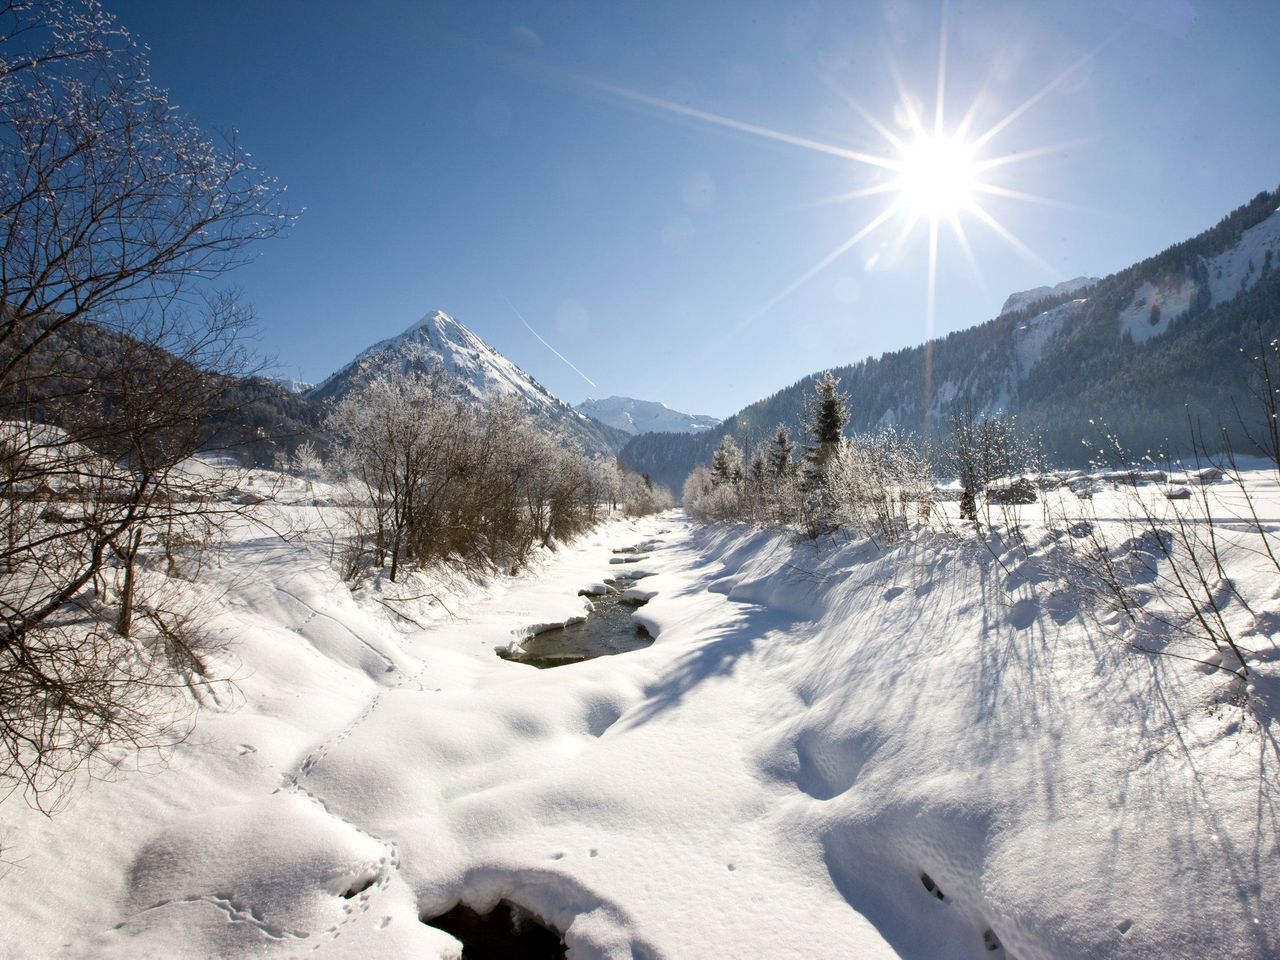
[[0, 466, 1275, 959]]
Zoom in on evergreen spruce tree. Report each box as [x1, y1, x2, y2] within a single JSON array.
[[767, 423, 796, 477], [803, 371, 850, 477], [710, 434, 744, 487]]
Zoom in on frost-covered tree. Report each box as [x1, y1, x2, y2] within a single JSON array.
[[803, 371, 850, 475], [710, 434, 744, 488], [827, 429, 932, 543], [944, 405, 1037, 522], [767, 424, 796, 478], [0, 0, 290, 803], [329, 373, 663, 581], [683, 464, 742, 522]]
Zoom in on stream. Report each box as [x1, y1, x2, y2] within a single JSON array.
[[497, 572, 654, 669]]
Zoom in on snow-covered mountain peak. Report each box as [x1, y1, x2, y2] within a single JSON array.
[[315, 308, 552, 408], [1000, 277, 1099, 317], [576, 396, 721, 436], [270, 377, 314, 395], [307, 308, 627, 456]]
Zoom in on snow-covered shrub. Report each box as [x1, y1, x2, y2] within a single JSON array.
[[289, 440, 325, 483], [683, 465, 745, 523], [328, 375, 650, 582], [621, 474, 675, 516], [826, 430, 932, 544], [942, 406, 1042, 524]]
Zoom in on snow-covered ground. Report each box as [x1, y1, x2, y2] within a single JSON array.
[[1, 467, 1277, 959]]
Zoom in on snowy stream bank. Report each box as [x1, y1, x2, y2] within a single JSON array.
[[0, 489, 1276, 959]]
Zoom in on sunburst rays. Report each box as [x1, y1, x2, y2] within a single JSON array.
[[580, 11, 1102, 349]]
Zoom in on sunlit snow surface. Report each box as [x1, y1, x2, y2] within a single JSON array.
[[1, 465, 1277, 959]]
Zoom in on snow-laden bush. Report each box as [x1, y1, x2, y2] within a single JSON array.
[[328, 374, 654, 582], [621, 474, 675, 517], [683, 464, 745, 523], [826, 430, 932, 544]]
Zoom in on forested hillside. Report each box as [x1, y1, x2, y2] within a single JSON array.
[[623, 187, 1280, 494]]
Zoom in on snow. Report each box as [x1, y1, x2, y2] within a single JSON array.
[[1206, 208, 1280, 306], [1118, 277, 1197, 343], [1013, 298, 1086, 376], [1, 463, 1277, 958], [270, 377, 314, 394], [575, 396, 721, 436], [314, 310, 555, 409], [999, 276, 1098, 317]]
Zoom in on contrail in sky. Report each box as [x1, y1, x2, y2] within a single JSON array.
[[502, 296, 598, 389]]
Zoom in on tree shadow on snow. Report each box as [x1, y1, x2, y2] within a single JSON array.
[[620, 600, 800, 729]]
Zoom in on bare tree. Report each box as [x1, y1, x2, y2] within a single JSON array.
[[328, 373, 649, 584], [0, 1, 290, 802]]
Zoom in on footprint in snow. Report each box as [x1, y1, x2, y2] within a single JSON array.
[[920, 872, 945, 900]]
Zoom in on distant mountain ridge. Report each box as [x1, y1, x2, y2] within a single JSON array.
[[999, 276, 1099, 317], [621, 186, 1280, 494], [575, 396, 720, 436], [271, 377, 314, 395], [308, 310, 628, 457]]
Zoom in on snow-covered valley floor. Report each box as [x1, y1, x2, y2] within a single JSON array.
[[2, 484, 1277, 959]]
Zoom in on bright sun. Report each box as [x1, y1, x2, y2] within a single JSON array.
[[895, 133, 979, 219], [582, 6, 1076, 338]]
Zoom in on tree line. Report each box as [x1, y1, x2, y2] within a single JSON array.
[[683, 371, 1038, 541], [325, 371, 673, 583]]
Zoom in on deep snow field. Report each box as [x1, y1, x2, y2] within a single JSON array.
[[1, 466, 1277, 959]]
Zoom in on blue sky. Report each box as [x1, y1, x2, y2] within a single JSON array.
[[114, 0, 1279, 418]]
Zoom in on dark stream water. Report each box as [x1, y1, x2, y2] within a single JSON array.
[[497, 576, 653, 669]]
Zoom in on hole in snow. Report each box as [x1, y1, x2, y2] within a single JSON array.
[[422, 899, 566, 959], [982, 927, 1002, 951], [920, 872, 945, 900], [342, 871, 378, 899]]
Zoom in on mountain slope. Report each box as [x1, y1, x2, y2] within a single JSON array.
[[622, 186, 1280, 493], [309, 310, 628, 457], [575, 396, 720, 436], [999, 276, 1099, 317]]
